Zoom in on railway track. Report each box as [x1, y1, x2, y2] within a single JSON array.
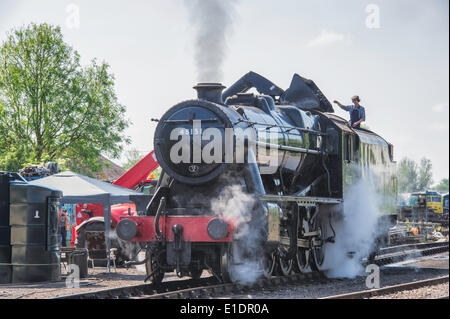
[[321, 276, 449, 299], [134, 272, 326, 299], [368, 241, 449, 266], [53, 241, 449, 299], [378, 241, 449, 256], [52, 272, 326, 300], [50, 277, 219, 299]]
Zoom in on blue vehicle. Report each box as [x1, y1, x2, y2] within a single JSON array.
[[443, 193, 449, 220]]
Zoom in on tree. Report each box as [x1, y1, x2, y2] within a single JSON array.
[[397, 157, 418, 193], [432, 178, 449, 192], [416, 157, 433, 191], [397, 156, 433, 193], [122, 148, 161, 180], [0, 23, 129, 173], [122, 148, 145, 171]]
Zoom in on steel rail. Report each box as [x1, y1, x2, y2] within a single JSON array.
[[52, 242, 448, 299], [135, 272, 325, 299], [370, 243, 449, 267], [377, 241, 449, 256], [51, 277, 218, 299], [134, 243, 449, 299], [320, 275, 449, 299], [52, 272, 324, 300]]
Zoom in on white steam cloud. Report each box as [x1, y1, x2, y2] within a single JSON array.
[[211, 184, 265, 285], [184, 0, 239, 82], [211, 184, 255, 228], [323, 166, 393, 278], [211, 166, 394, 282]]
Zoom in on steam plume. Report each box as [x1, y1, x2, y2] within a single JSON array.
[[211, 184, 255, 227], [323, 166, 394, 278], [184, 0, 239, 82], [211, 184, 266, 284]]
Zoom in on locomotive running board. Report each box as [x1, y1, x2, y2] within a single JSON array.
[[260, 195, 342, 205]]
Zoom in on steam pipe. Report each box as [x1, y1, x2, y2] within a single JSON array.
[[257, 141, 323, 155], [243, 143, 270, 250], [243, 146, 265, 195], [154, 197, 166, 239]]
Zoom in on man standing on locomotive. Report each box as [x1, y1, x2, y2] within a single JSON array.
[[333, 95, 366, 129]]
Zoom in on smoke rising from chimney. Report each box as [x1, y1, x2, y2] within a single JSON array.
[[184, 0, 239, 82]]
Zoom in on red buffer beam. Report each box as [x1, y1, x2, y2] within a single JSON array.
[[113, 150, 159, 189]]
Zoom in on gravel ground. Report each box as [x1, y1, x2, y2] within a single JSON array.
[[371, 282, 449, 299], [0, 266, 203, 299], [222, 253, 449, 299], [1, 252, 447, 299]]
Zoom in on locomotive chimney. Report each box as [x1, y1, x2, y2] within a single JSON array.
[[193, 83, 226, 104]]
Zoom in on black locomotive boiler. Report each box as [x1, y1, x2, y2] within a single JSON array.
[[117, 72, 397, 283]]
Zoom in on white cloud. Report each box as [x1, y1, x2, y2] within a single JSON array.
[[431, 103, 449, 113], [307, 29, 352, 47]]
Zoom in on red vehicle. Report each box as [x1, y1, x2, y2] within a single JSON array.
[[74, 151, 159, 264]]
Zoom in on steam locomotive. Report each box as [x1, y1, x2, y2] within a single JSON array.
[[117, 72, 397, 283]]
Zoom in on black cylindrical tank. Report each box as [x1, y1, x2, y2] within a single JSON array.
[[69, 248, 88, 279], [154, 93, 322, 186], [0, 173, 11, 284], [9, 183, 62, 283]]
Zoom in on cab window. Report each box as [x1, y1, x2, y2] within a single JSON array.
[[432, 196, 441, 203]]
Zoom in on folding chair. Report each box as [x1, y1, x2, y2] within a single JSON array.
[[60, 247, 75, 274], [84, 231, 117, 273]]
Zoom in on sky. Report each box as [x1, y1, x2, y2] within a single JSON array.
[[0, 0, 448, 183]]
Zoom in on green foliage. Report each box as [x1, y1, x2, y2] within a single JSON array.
[[397, 157, 417, 193], [397, 156, 433, 193], [432, 178, 449, 192], [121, 148, 161, 180], [416, 157, 433, 191], [122, 148, 145, 171], [0, 23, 130, 173]]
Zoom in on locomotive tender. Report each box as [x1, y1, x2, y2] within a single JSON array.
[[117, 72, 397, 283]]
